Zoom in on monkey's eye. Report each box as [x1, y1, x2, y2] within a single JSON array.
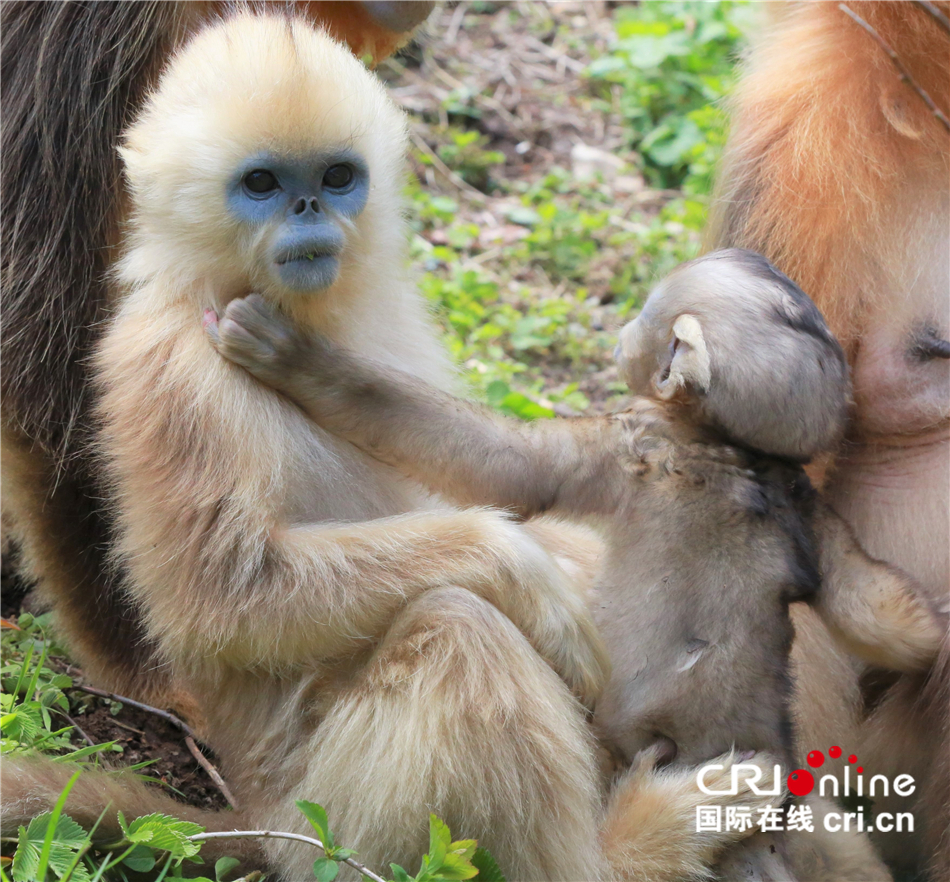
[[323, 164, 354, 190], [243, 170, 279, 194]]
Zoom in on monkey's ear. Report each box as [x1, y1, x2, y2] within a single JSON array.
[[654, 314, 711, 400]]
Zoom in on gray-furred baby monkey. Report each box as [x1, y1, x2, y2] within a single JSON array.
[[208, 248, 944, 771]]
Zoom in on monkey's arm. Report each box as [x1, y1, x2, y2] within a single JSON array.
[[208, 296, 627, 518], [97, 307, 607, 703], [235, 511, 609, 706], [812, 503, 947, 672]]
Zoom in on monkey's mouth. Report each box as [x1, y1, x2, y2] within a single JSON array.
[[272, 227, 345, 292], [275, 248, 339, 266], [273, 247, 342, 292]]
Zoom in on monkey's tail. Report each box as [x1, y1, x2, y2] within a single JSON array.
[[1, 756, 264, 870]]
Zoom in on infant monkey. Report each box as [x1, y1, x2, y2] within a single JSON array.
[[209, 248, 938, 769]]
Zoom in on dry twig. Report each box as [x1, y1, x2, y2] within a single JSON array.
[[839, 3, 950, 132], [409, 131, 487, 202], [70, 684, 197, 737], [69, 683, 238, 809], [57, 710, 96, 747], [184, 736, 239, 810]]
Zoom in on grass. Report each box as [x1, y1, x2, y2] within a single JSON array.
[[394, 1, 752, 417]]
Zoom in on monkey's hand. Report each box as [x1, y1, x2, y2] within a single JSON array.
[[814, 503, 947, 672], [205, 295, 324, 395]]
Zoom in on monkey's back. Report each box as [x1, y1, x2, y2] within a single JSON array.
[[593, 408, 818, 767]]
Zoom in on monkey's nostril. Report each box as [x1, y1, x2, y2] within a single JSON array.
[[293, 198, 307, 215], [310, 198, 320, 213]]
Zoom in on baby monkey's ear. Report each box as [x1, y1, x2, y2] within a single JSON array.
[[654, 314, 711, 401]]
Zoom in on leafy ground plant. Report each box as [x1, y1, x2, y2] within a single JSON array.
[[5, 792, 505, 882], [388, 1, 752, 417], [1, 615, 120, 765]]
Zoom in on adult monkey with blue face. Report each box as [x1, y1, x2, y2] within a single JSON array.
[[0, 0, 433, 717], [1, 16, 787, 880]]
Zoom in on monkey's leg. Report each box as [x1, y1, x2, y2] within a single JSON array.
[[208, 296, 627, 518], [157, 510, 608, 708], [264, 586, 607, 881], [813, 504, 946, 672]]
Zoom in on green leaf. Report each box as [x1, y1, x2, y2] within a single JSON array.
[[642, 118, 704, 168], [12, 825, 39, 882], [390, 864, 413, 882], [36, 769, 82, 881], [124, 813, 203, 858], [53, 741, 119, 762], [498, 391, 554, 421], [295, 800, 334, 850], [471, 848, 506, 882], [447, 841, 476, 862], [312, 857, 339, 882], [427, 816, 451, 870], [214, 856, 241, 881], [504, 207, 539, 228], [331, 848, 356, 861], [25, 812, 87, 848], [434, 853, 478, 881], [122, 844, 157, 873], [11, 809, 92, 882]]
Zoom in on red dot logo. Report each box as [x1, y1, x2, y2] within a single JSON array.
[[806, 750, 824, 768], [829, 746, 842, 759], [848, 754, 857, 764], [788, 769, 815, 797], [857, 767, 864, 774]]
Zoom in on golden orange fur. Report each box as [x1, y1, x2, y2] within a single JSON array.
[[708, 3, 950, 877]]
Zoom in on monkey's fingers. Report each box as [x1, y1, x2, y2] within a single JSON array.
[[815, 505, 946, 672], [222, 294, 285, 339], [202, 308, 220, 345]]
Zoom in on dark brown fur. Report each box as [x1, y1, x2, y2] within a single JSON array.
[[1, 0, 197, 702]]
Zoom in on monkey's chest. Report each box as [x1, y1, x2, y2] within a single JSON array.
[[281, 419, 434, 524]]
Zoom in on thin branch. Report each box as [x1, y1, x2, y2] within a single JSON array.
[[188, 831, 388, 882], [839, 3, 950, 132], [521, 34, 586, 73], [913, 0, 950, 33], [109, 718, 146, 737], [184, 735, 239, 810], [68, 683, 238, 810], [444, 1, 466, 46], [58, 711, 96, 747], [69, 684, 197, 738]]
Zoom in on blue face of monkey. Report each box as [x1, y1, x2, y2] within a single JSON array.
[[227, 150, 370, 293]]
